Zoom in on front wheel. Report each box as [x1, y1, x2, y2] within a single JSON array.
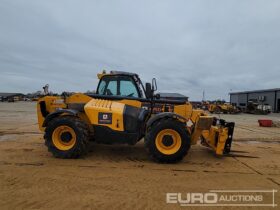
[[145, 118, 190, 163], [44, 116, 90, 158]]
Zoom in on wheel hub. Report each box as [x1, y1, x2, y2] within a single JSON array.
[[60, 132, 73, 143], [52, 125, 77, 151], [155, 129, 182, 155], [162, 135, 174, 147]]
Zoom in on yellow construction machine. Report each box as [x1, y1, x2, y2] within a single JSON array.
[[37, 71, 235, 163], [208, 102, 239, 114]]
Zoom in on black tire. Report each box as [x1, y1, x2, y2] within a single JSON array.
[[44, 116, 90, 158], [145, 118, 190, 163], [214, 107, 221, 114]]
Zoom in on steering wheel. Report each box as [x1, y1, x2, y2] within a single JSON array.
[[127, 93, 134, 97]]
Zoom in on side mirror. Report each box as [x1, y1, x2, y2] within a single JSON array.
[[152, 78, 157, 91], [145, 83, 153, 99]]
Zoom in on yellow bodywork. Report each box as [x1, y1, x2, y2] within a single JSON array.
[[37, 93, 92, 131], [37, 96, 66, 131], [84, 99, 125, 131], [119, 99, 142, 108]]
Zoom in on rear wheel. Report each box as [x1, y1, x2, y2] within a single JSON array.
[[44, 116, 90, 158], [145, 118, 190, 163]]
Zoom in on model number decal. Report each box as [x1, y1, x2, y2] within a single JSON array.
[[141, 103, 174, 113], [98, 112, 112, 124]]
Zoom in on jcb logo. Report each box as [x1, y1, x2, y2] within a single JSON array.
[[98, 112, 112, 124]]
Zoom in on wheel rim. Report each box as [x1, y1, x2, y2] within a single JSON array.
[[155, 129, 182, 155], [52, 125, 76, 151]]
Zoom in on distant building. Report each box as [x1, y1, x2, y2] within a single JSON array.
[[0, 93, 25, 102], [229, 88, 280, 112]]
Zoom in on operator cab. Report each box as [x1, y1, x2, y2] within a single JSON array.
[[91, 70, 186, 105], [96, 71, 151, 99]]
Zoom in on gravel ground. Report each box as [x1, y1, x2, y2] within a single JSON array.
[[0, 102, 279, 209]]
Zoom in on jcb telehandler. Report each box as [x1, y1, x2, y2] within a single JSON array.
[[37, 71, 235, 163]]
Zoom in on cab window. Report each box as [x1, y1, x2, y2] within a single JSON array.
[[97, 76, 140, 98], [120, 79, 139, 97], [98, 80, 106, 94]]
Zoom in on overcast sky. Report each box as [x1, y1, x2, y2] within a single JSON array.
[[0, 0, 279, 100]]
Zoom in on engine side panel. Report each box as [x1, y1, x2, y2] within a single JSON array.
[[84, 99, 125, 131]]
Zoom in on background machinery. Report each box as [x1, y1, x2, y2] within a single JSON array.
[[208, 101, 240, 114], [245, 99, 271, 115], [37, 71, 235, 163]]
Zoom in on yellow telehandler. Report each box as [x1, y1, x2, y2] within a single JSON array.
[[37, 71, 235, 163]]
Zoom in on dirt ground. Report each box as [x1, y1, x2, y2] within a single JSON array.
[[0, 102, 279, 209]]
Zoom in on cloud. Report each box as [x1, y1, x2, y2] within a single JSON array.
[[0, 0, 279, 100]]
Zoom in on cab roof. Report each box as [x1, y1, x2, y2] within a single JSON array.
[[97, 70, 138, 79]]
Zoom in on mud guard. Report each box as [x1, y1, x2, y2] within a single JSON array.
[[146, 112, 187, 128], [42, 109, 79, 127]]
